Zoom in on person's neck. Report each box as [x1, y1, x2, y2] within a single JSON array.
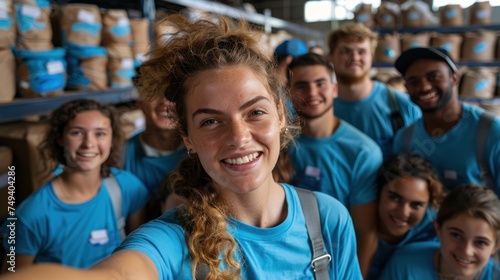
[[141, 128, 182, 152], [337, 77, 373, 101], [378, 227, 405, 245], [54, 169, 102, 203], [423, 100, 462, 137], [301, 113, 339, 138], [434, 250, 481, 280]]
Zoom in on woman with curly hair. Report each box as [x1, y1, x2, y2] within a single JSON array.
[[1, 99, 149, 271], [0, 14, 362, 280], [367, 152, 444, 279]]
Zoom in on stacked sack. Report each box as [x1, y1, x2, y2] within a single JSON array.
[[0, 0, 15, 102], [129, 17, 149, 68], [102, 9, 135, 88], [14, 0, 66, 98], [61, 4, 107, 91]]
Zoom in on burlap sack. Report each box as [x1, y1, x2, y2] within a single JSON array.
[[371, 67, 401, 83], [461, 30, 496, 62], [480, 104, 500, 115], [0, 0, 13, 13], [354, 4, 374, 29], [400, 32, 430, 52], [102, 9, 132, 46], [130, 18, 149, 45], [15, 5, 53, 50], [470, 1, 491, 25], [0, 48, 15, 102], [106, 44, 134, 88], [61, 4, 102, 46], [459, 68, 496, 99], [430, 33, 462, 62], [402, 6, 424, 28], [375, 5, 398, 28], [132, 43, 149, 63], [439, 5, 463, 27], [0, 10, 16, 48], [80, 56, 107, 91], [374, 33, 400, 63]]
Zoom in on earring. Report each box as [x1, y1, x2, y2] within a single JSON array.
[[187, 149, 195, 157]]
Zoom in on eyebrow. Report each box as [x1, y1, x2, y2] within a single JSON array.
[[67, 126, 111, 131], [447, 227, 493, 241], [191, 95, 271, 120], [293, 77, 328, 86], [387, 190, 427, 204]]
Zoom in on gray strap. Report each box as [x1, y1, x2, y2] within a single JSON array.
[[402, 123, 416, 152], [104, 174, 126, 241], [476, 112, 495, 189], [296, 187, 331, 280]]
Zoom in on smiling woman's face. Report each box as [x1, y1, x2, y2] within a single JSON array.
[[181, 65, 283, 195], [378, 176, 430, 244]]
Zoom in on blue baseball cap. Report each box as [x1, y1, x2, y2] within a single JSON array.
[[274, 38, 308, 58]]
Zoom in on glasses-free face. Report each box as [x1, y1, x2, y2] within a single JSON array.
[[60, 110, 113, 174], [404, 59, 458, 113], [378, 176, 430, 244], [181, 65, 284, 196], [330, 39, 372, 83], [289, 64, 337, 120], [436, 213, 499, 279], [139, 97, 177, 131]]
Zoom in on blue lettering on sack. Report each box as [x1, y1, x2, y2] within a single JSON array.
[[408, 11, 420, 20], [0, 17, 12, 30], [384, 47, 395, 58], [17, 14, 46, 33], [356, 13, 368, 22], [71, 22, 102, 37], [473, 42, 487, 53], [382, 14, 392, 23], [440, 43, 452, 52], [110, 25, 131, 38], [474, 79, 488, 92], [445, 9, 458, 19], [410, 42, 421, 48]]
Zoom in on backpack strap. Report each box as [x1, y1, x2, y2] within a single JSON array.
[[104, 174, 126, 241], [476, 111, 495, 189], [295, 187, 331, 280], [401, 122, 416, 153], [387, 86, 405, 134]]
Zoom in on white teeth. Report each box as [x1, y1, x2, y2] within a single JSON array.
[[224, 152, 259, 165], [78, 153, 97, 157], [391, 216, 408, 226], [420, 92, 437, 100], [456, 256, 473, 264]]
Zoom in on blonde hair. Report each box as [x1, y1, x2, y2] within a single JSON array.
[[327, 22, 378, 55], [135, 14, 298, 279]]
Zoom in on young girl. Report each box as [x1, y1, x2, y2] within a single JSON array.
[[1, 99, 149, 270], [0, 14, 362, 280], [368, 152, 443, 279], [379, 184, 500, 279]]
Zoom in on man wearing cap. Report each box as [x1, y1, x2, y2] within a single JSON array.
[[274, 38, 308, 77], [327, 22, 421, 159], [392, 47, 500, 196]]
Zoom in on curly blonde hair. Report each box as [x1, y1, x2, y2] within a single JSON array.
[[135, 14, 298, 279]]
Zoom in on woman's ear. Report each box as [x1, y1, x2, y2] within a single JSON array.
[[182, 135, 195, 154]]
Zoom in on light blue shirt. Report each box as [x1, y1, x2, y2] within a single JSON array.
[[290, 121, 382, 208], [379, 241, 499, 280], [2, 168, 149, 268], [334, 81, 421, 158], [117, 183, 363, 279], [393, 103, 500, 196]]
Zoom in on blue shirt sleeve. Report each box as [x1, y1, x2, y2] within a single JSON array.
[[350, 143, 383, 205]]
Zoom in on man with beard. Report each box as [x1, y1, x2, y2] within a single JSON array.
[[123, 96, 187, 221], [392, 47, 500, 196], [327, 23, 421, 158], [287, 53, 383, 277]]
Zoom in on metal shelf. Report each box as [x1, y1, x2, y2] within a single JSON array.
[[376, 24, 500, 34], [460, 97, 500, 105], [158, 0, 325, 38], [0, 87, 139, 123]]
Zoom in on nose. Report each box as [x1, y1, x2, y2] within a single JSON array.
[[227, 119, 251, 147], [397, 203, 411, 219], [81, 133, 95, 148], [461, 241, 475, 257]]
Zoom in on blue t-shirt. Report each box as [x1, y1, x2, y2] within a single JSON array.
[[2, 168, 149, 268], [117, 183, 363, 279], [367, 207, 438, 280], [393, 103, 500, 195], [334, 81, 421, 158], [379, 241, 499, 280], [124, 134, 187, 195], [290, 121, 382, 208]]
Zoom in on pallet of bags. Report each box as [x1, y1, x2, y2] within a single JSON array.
[[15, 0, 53, 50], [130, 17, 149, 68]]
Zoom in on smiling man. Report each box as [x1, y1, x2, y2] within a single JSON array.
[[392, 47, 500, 196]]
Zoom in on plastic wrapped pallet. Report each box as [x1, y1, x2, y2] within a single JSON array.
[[66, 44, 107, 91], [430, 33, 462, 62], [15, 47, 66, 97], [61, 4, 102, 47], [0, 48, 15, 102]]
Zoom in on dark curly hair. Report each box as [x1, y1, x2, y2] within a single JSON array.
[[39, 99, 125, 178]]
